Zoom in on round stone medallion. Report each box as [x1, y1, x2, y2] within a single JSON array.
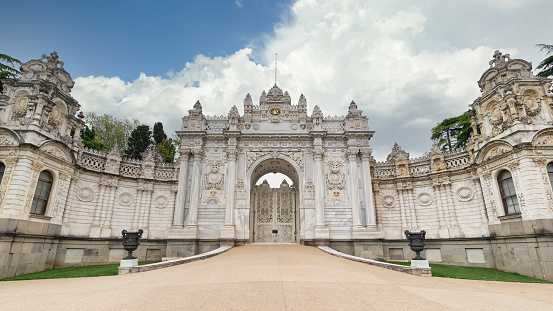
[[456, 186, 474, 201], [118, 192, 134, 206], [76, 187, 94, 202], [382, 195, 396, 208], [154, 195, 168, 208], [417, 193, 433, 206]]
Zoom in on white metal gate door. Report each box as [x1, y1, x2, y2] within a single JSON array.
[[253, 181, 295, 243]]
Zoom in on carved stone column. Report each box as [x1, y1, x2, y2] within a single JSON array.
[[347, 148, 363, 230], [173, 150, 190, 227], [313, 148, 329, 239], [0, 157, 18, 213], [360, 150, 377, 229], [221, 148, 238, 240], [184, 148, 203, 238]]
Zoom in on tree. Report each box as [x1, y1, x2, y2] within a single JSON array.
[[153, 122, 167, 145], [157, 138, 176, 163], [81, 125, 110, 152], [125, 125, 152, 160], [0, 53, 22, 93], [536, 44, 553, 78], [84, 112, 140, 151], [431, 109, 474, 152]]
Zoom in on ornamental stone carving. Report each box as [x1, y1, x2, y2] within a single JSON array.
[[382, 195, 396, 208], [235, 178, 246, 200], [41, 145, 70, 162], [523, 94, 541, 116], [204, 163, 224, 190], [154, 195, 169, 208], [417, 193, 433, 206], [247, 151, 303, 170], [387, 143, 409, 162], [346, 148, 359, 160], [326, 161, 345, 190], [12, 96, 29, 118], [48, 103, 65, 126], [534, 157, 548, 167], [0, 135, 15, 146], [303, 179, 315, 203], [77, 187, 95, 202], [118, 192, 134, 206], [456, 186, 474, 201]]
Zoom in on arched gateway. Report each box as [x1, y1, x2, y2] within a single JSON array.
[[171, 84, 381, 244]]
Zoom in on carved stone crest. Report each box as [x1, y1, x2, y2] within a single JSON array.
[[204, 163, 224, 190], [326, 161, 345, 190]]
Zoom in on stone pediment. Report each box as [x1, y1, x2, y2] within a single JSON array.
[[39, 141, 73, 163], [0, 128, 22, 146], [532, 129, 553, 146], [476, 140, 513, 163]]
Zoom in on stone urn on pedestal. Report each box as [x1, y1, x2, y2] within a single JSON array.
[[118, 229, 143, 274], [404, 230, 430, 268]]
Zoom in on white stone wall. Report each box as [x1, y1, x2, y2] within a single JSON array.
[[374, 170, 488, 240]]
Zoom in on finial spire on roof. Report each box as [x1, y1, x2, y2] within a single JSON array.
[[275, 53, 278, 86]]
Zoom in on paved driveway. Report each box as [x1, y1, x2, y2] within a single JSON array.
[[1, 244, 552, 310]]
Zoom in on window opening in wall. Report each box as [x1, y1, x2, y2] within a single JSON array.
[[497, 170, 520, 215], [31, 171, 53, 215], [0, 162, 5, 185], [547, 163, 553, 191]]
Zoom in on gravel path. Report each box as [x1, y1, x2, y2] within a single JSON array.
[[1, 244, 552, 310]]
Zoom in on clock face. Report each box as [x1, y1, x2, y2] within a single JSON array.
[[269, 107, 283, 117]]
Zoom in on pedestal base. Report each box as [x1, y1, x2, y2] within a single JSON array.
[[315, 225, 330, 240], [118, 259, 138, 275], [220, 224, 235, 240], [182, 224, 198, 239], [410, 260, 430, 268]]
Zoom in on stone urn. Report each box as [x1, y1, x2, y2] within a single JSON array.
[[404, 230, 426, 260], [122, 229, 143, 260]]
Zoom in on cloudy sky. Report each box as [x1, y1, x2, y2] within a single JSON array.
[[4, 0, 552, 161]]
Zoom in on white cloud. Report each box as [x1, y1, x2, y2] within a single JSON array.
[[235, 0, 243, 8], [72, 0, 551, 160]]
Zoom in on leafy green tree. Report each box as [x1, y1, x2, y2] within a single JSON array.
[[431, 109, 474, 152], [125, 125, 152, 160], [536, 44, 553, 78], [0, 53, 22, 93], [84, 112, 140, 151], [81, 125, 110, 152], [453, 111, 474, 150], [153, 122, 167, 145], [157, 138, 176, 163]]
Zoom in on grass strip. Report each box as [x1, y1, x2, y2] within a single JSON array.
[[387, 261, 552, 283], [0, 261, 158, 281]]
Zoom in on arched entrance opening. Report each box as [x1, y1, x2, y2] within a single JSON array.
[[249, 157, 300, 243]]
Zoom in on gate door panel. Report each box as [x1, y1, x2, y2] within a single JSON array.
[[253, 180, 296, 243]]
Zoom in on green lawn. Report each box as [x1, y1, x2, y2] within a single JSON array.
[[0, 261, 158, 282], [387, 261, 552, 284]]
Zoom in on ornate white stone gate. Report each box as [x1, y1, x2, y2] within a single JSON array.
[[174, 83, 379, 242]]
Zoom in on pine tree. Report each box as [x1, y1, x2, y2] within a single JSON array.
[[431, 109, 474, 152], [153, 122, 167, 145], [125, 125, 152, 160], [536, 44, 553, 78], [0, 53, 22, 93]]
